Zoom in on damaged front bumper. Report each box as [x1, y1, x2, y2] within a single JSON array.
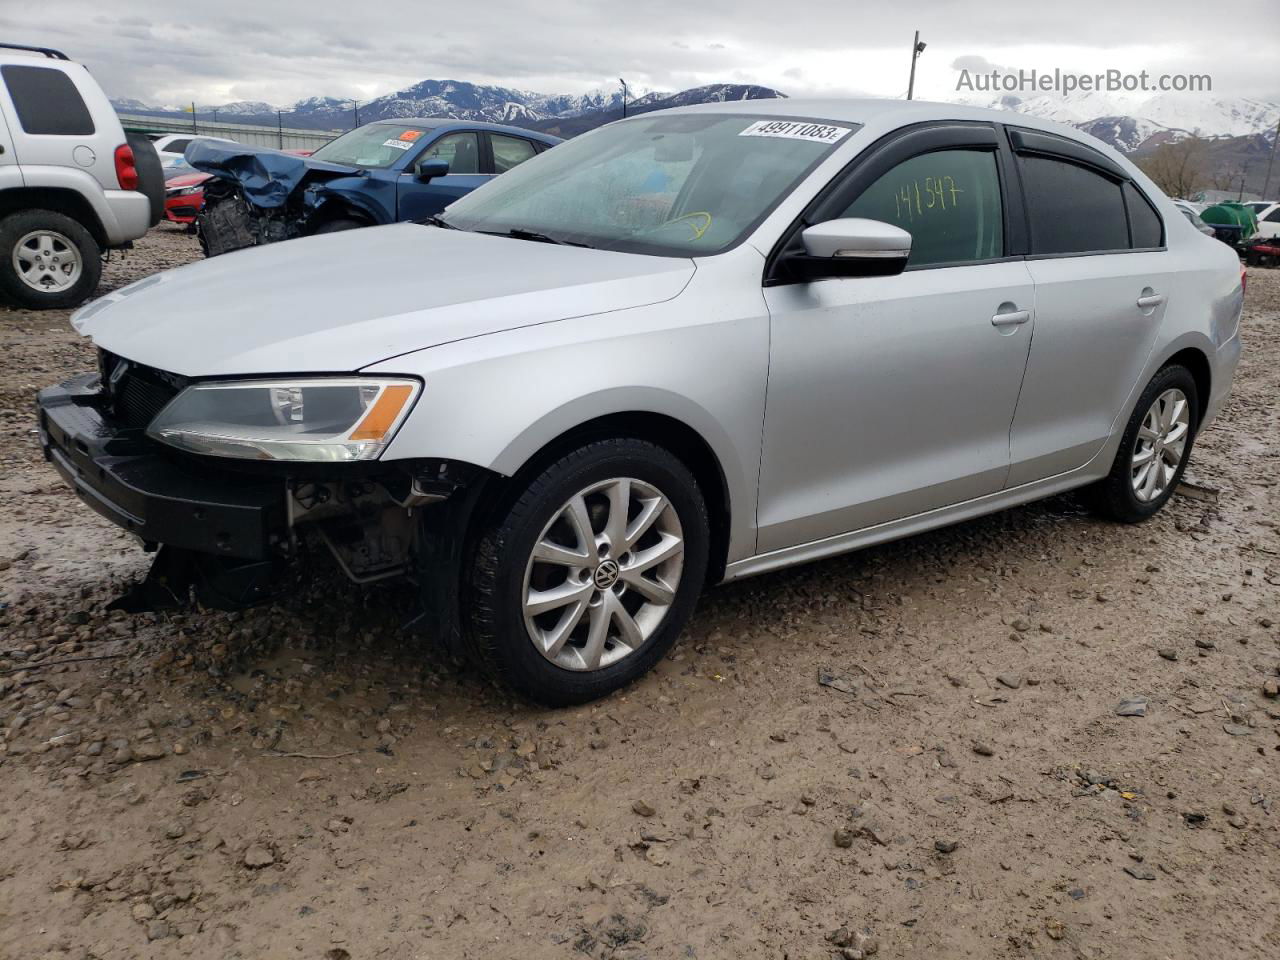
[[36, 374, 487, 626], [38, 374, 285, 560]]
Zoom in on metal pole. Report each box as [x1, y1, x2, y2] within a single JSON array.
[[619, 78, 628, 118], [191, 101, 197, 135], [1237, 169, 1246, 202], [354, 100, 359, 128], [1262, 118, 1280, 199], [277, 110, 283, 149], [907, 31, 920, 100]]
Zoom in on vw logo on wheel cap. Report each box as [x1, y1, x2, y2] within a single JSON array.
[[593, 559, 620, 590]]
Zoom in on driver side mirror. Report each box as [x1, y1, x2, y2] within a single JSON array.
[[414, 159, 450, 182], [784, 218, 912, 280]]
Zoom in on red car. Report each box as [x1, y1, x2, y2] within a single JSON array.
[[163, 149, 313, 226], [163, 171, 211, 225]]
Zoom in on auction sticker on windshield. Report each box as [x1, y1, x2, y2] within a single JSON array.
[[738, 120, 851, 144]]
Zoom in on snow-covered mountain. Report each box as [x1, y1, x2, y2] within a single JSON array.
[[1073, 115, 1175, 153], [114, 77, 1273, 150], [112, 80, 678, 131], [211, 100, 276, 117], [1135, 93, 1279, 139], [956, 90, 1280, 152]]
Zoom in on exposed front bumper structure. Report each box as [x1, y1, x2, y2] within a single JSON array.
[[37, 374, 285, 560], [37, 373, 487, 633]]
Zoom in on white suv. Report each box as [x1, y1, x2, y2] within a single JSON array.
[[0, 43, 162, 308]]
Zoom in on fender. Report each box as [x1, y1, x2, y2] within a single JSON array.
[[492, 386, 754, 564], [490, 385, 737, 479], [368, 280, 770, 565], [1084, 328, 1220, 479], [301, 177, 396, 227]]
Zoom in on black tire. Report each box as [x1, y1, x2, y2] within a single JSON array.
[[311, 218, 365, 235], [126, 133, 165, 227], [1088, 364, 1199, 523], [465, 438, 710, 706], [0, 210, 102, 310]]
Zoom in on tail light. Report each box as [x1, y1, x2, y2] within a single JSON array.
[[1240, 262, 1247, 296], [113, 143, 139, 191]]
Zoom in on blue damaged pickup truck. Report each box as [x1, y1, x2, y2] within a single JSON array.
[[190, 119, 560, 256]]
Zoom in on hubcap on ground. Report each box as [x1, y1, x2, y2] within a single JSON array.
[[522, 477, 684, 672], [13, 230, 83, 293], [1131, 387, 1189, 502]]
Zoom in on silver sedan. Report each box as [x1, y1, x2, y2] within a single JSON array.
[[51, 99, 1244, 705]]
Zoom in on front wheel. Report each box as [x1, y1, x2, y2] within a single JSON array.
[[311, 218, 365, 235], [465, 438, 710, 706], [1088, 364, 1199, 522]]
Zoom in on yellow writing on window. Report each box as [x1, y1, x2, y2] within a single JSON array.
[[892, 176, 964, 222]]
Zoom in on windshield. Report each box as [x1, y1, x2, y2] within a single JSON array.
[[310, 124, 434, 169], [440, 114, 859, 256]]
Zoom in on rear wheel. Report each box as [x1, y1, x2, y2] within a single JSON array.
[[1088, 364, 1199, 522], [465, 438, 710, 706], [0, 210, 102, 310]]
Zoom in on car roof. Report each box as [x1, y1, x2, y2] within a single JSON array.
[[155, 133, 236, 144], [368, 118, 560, 143], [643, 97, 1123, 151]]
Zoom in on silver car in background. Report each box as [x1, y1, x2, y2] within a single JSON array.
[[40, 99, 1244, 705]]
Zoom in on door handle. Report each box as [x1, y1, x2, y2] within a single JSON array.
[[1136, 293, 1165, 309], [991, 309, 1030, 327]]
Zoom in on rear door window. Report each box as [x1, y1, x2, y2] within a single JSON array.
[[164, 138, 191, 154], [1020, 156, 1128, 255], [490, 134, 538, 173], [1, 64, 95, 135], [838, 148, 1004, 267]]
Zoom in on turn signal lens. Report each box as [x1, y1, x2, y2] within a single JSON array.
[[350, 384, 415, 441]]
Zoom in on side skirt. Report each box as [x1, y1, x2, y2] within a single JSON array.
[[723, 463, 1104, 583]]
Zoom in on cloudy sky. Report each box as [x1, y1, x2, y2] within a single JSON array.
[[6, 0, 1278, 108]]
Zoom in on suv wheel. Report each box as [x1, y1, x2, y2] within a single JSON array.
[[1089, 364, 1199, 522], [465, 438, 710, 706], [0, 210, 102, 310]]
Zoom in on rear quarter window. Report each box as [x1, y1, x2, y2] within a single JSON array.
[[1020, 155, 1128, 255], [1123, 183, 1164, 248], [1, 64, 95, 135]]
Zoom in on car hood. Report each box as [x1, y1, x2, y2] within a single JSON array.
[[186, 140, 358, 208], [165, 172, 211, 189], [73, 224, 696, 376]]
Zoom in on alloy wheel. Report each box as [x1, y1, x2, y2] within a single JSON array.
[[522, 477, 684, 671], [1131, 388, 1190, 502], [13, 230, 83, 293]]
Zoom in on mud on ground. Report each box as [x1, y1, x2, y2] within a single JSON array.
[[1, 226, 1278, 960]]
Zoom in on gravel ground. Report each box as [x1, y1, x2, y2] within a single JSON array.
[[0, 227, 1277, 960]]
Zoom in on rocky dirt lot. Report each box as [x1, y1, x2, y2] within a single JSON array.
[[0, 227, 1277, 960]]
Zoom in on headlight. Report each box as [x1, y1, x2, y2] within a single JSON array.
[[168, 185, 201, 197], [147, 378, 419, 462]]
